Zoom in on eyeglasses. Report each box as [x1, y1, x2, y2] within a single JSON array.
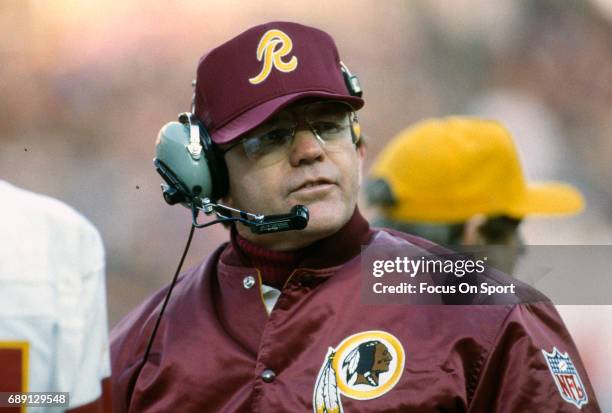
[[222, 101, 358, 166]]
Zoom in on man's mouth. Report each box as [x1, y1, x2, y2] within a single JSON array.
[[291, 178, 336, 194], [289, 178, 337, 198]]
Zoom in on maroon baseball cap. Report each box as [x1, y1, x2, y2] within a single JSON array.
[[194, 21, 364, 144]]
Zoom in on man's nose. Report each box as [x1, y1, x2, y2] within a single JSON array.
[[289, 127, 325, 166]]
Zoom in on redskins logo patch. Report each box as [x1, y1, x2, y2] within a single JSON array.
[[313, 331, 405, 413], [249, 29, 298, 85]]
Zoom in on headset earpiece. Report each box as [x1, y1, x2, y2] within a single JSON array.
[[340, 61, 362, 144], [340, 61, 363, 97], [154, 113, 228, 208], [193, 115, 229, 201]]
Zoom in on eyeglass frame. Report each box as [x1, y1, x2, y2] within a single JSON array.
[[219, 100, 360, 160]]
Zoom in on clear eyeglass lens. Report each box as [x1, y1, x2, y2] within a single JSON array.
[[240, 101, 354, 162]]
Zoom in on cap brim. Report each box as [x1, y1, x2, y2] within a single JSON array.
[[210, 91, 364, 144], [380, 181, 585, 224], [508, 182, 585, 217]]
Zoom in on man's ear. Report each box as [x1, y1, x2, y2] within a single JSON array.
[[461, 214, 487, 246], [357, 139, 366, 160], [356, 141, 366, 185]]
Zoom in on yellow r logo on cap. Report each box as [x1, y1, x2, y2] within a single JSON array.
[[249, 29, 298, 85]]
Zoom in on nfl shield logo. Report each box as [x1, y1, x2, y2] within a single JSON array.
[[542, 347, 589, 409]]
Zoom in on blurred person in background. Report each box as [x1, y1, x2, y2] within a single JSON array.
[[109, 22, 601, 412], [0, 180, 111, 412], [366, 116, 585, 274]]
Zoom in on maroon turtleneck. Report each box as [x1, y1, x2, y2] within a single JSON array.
[[229, 207, 373, 289]]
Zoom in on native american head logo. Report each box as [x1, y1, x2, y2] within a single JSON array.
[[313, 331, 404, 413], [341, 340, 393, 387]]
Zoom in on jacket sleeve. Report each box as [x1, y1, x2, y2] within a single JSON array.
[[468, 302, 601, 412]]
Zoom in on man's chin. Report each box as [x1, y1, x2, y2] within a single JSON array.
[[301, 201, 351, 235]]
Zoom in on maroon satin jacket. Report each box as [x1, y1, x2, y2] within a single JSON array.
[[110, 216, 600, 412]]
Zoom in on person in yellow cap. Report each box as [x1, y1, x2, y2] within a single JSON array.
[[366, 116, 584, 272]]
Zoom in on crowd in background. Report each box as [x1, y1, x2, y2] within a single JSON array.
[[1, 0, 610, 408]]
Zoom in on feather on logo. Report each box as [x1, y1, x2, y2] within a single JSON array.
[[314, 348, 343, 413]]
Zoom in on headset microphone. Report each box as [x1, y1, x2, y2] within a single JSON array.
[[194, 198, 309, 234], [251, 205, 309, 234]]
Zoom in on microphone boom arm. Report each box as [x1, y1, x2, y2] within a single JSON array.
[[193, 198, 309, 234]]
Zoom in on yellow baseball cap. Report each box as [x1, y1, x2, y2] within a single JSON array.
[[370, 117, 584, 223]]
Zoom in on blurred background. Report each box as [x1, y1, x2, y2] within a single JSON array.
[[1, 0, 610, 408]]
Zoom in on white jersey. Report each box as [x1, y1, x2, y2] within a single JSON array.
[[0, 181, 111, 412]]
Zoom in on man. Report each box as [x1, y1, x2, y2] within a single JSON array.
[[0, 180, 111, 412], [110, 22, 601, 412], [342, 340, 393, 387], [366, 117, 585, 273]]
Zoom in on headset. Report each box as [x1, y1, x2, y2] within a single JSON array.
[[153, 60, 363, 219], [141, 62, 363, 370]]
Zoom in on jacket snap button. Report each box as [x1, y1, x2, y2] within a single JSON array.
[[261, 369, 276, 383], [243, 275, 256, 289]]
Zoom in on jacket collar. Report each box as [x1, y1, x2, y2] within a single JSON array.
[[223, 207, 373, 284]]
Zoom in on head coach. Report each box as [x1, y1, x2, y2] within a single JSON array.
[[110, 22, 600, 412]]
